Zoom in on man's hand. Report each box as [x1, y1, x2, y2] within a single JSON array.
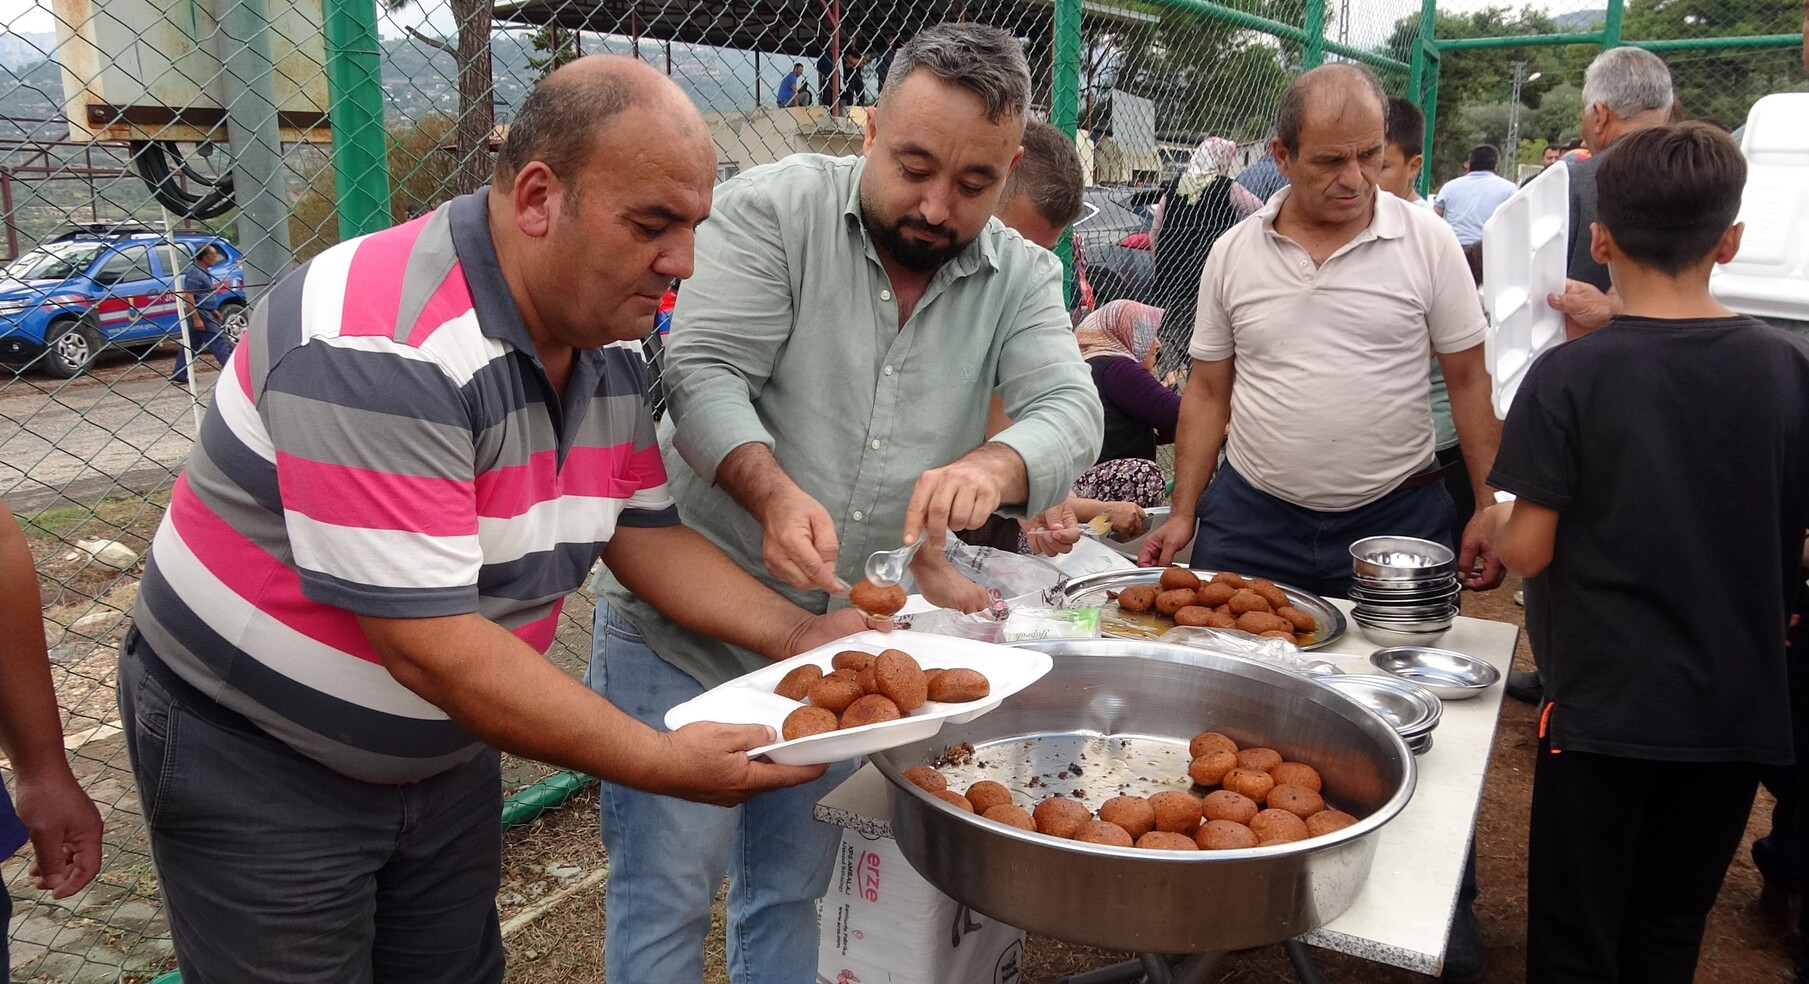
[[903, 458, 1008, 548], [14, 766, 102, 899], [1549, 280, 1619, 339], [1458, 509, 1506, 591], [1138, 514, 1196, 568], [1021, 501, 1082, 557], [783, 607, 891, 655], [913, 560, 993, 613], [1100, 501, 1149, 542], [654, 723, 829, 806], [758, 486, 846, 595]]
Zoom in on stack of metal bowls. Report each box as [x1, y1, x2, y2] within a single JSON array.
[[1349, 536, 1459, 645], [1320, 673, 1442, 754]]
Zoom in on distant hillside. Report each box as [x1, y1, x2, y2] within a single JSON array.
[[1554, 9, 1607, 31]]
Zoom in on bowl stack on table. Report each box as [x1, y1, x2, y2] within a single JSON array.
[[1348, 536, 1459, 646]]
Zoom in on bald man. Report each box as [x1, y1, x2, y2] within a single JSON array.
[[120, 56, 876, 983]]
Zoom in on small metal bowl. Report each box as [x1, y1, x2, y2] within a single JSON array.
[[1349, 536, 1456, 579], [1369, 647, 1501, 700], [1353, 608, 1459, 632], [1319, 674, 1442, 739]]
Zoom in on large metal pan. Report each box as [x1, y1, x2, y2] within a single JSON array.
[[1060, 568, 1349, 650], [871, 639, 1415, 954]]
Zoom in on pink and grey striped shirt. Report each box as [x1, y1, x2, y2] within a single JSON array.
[[132, 191, 676, 782]]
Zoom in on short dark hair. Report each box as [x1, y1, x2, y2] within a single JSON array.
[[1466, 145, 1499, 172], [494, 61, 636, 205], [1001, 120, 1085, 229], [1595, 121, 1746, 276], [1383, 97, 1423, 158], [880, 23, 1030, 124], [1275, 64, 1385, 156]]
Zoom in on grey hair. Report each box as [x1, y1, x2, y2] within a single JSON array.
[[1582, 47, 1674, 119], [1001, 119, 1085, 227], [879, 22, 1031, 124], [1275, 63, 1386, 155]]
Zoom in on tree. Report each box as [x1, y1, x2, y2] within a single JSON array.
[[392, 0, 495, 197], [1622, 0, 1803, 128], [528, 25, 579, 82]]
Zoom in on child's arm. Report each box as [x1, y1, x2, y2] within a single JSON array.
[[1481, 499, 1560, 577]]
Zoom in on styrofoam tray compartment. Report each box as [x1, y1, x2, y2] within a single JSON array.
[[662, 630, 1053, 766], [1482, 161, 1570, 418], [1711, 93, 1809, 323]]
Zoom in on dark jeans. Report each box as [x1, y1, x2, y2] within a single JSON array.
[[1527, 743, 1760, 984], [118, 632, 504, 984], [1191, 459, 1457, 599], [170, 314, 233, 381], [1436, 445, 1474, 547]]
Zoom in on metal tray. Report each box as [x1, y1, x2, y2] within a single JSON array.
[[1060, 568, 1348, 651]]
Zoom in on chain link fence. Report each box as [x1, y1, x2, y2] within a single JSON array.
[[0, 0, 1799, 978]]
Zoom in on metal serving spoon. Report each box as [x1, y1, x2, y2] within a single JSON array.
[[863, 537, 925, 587]]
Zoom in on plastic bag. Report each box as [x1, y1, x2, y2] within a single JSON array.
[[1156, 625, 1339, 676], [920, 540, 1067, 610]]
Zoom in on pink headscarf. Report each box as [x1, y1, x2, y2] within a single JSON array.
[[1075, 299, 1163, 363]]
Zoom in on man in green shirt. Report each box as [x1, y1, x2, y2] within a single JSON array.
[[589, 23, 1102, 982]]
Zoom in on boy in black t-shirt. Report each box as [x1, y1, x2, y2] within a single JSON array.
[[1482, 121, 1809, 984]]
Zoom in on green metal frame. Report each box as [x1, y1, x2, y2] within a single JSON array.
[[323, 0, 393, 238]]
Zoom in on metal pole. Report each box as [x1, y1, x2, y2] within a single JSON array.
[[1302, 0, 1327, 68], [213, 0, 294, 298], [1505, 60, 1525, 166], [324, 0, 393, 239], [1053, 0, 1081, 305], [1602, 0, 1625, 48], [755, 50, 761, 107], [1, 170, 15, 259], [160, 208, 205, 433]]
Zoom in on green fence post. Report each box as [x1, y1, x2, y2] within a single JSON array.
[[1602, 0, 1625, 48], [324, 0, 394, 238], [1419, 50, 1440, 198], [1053, 0, 1082, 305], [1302, 0, 1327, 68]]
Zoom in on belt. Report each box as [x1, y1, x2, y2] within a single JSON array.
[[1395, 461, 1460, 491]]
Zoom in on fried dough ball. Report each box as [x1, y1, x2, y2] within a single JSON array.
[[927, 668, 990, 703], [923, 668, 946, 692], [1201, 790, 1259, 825], [1227, 590, 1274, 615], [840, 694, 902, 728], [1158, 567, 1202, 592], [1195, 582, 1237, 607], [1252, 585, 1290, 611], [983, 804, 1038, 831], [1236, 611, 1293, 635], [1269, 762, 1323, 792], [1189, 731, 1239, 758], [808, 674, 866, 713], [1306, 810, 1360, 837], [774, 664, 824, 701], [1189, 751, 1238, 787], [1206, 610, 1240, 630], [965, 781, 1014, 815], [874, 649, 928, 711], [857, 663, 879, 694], [832, 650, 875, 673], [1275, 605, 1317, 632], [1236, 747, 1284, 772], [1268, 784, 1326, 819], [1222, 767, 1275, 804], [850, 578, 907, 617], [1154, 589, 1198, 615], [1173, 605, 1216, 627], [1034, 797, 1092, 839], [1250, 808, 1309, 844], [1260, 630, 1300, 643], [827, 667, 860, 683], [1149, 791, 1203, 834], [935, 790, 975, 812], [1074, 820, 1134, 847], [1098, 796, 1157, 840], [1136, 831, 1199, 851], [903, 766, 947, 793], [1210, 571, 1249, 588], [781, 706, 839, 741], [1117, 585, 1160, 613], [1196, 819, 1259, 850]]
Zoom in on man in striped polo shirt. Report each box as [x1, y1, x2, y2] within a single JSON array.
[[120, 57, 876, 983]]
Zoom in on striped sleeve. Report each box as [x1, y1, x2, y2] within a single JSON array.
[[260, 337, 483, 618]]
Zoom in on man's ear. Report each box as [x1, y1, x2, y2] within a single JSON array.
[[1589, 221, 1613, 266], [1715, 222, 1744, 265]]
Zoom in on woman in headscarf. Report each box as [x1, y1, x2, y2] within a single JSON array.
[[1147, 135, 1243, 379], [1068, 299, 1177, 510]]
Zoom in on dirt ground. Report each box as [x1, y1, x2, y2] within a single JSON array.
[[493, 576, 1800, 984]]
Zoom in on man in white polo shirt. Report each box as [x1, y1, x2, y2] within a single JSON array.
[[1141, 63, 1503, 603]]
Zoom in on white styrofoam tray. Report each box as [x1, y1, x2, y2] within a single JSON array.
[[662, 630, 1053, 766], [1711, 92, 1809, 323], [1482, 160, 1570, 419]]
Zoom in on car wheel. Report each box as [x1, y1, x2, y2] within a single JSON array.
[[42, 318, 100, 378], [216, 302, 248, 344]]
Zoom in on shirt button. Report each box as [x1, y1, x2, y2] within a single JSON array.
[[883, 365, 894, 376], [852, 510, 865, 521], [870, 439, 881, 450], [880, 289, 893, 301]]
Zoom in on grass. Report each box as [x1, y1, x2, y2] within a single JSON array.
[[21, 489, 171, 542]]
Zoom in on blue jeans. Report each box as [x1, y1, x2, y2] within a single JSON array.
[[170, 313, 233, 381], [588, 602, 857, 984], [1192, 460, 1457, 599]]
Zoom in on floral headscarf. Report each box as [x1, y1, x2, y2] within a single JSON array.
[[1174, 136, 1239, 205], [1075, 300, 1163, 363]]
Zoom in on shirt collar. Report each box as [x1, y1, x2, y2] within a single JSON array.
[[839, 155, 1001, 278], [447, 188, 538, 352], [1257, 183, 1405, 245]]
